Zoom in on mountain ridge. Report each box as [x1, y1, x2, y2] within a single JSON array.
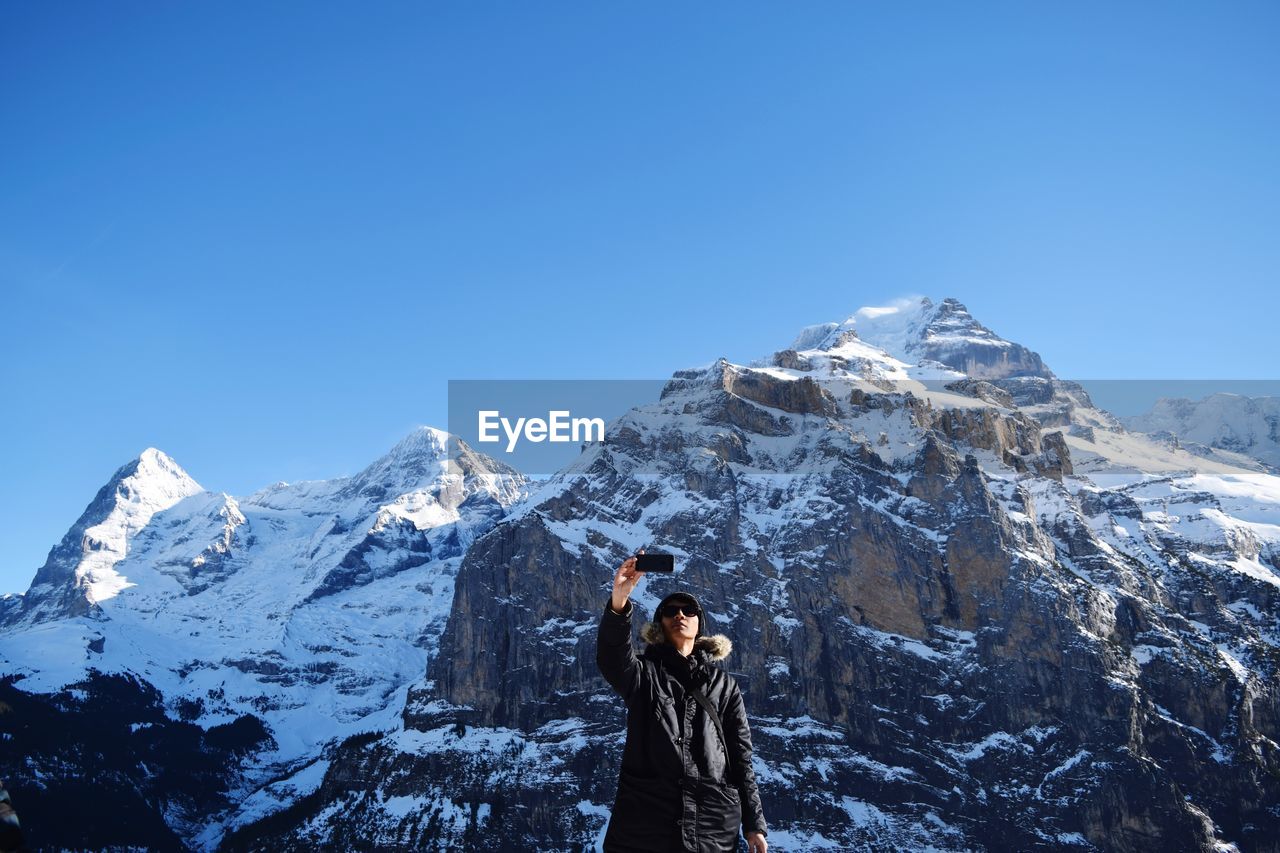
[[2, 297, 1278, 851]]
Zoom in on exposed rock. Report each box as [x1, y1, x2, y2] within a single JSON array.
[[906, 298, 1053, 380], [770, 349, 814, 371], [721, 364, 839, 418], [945, 378, 1016, 408]]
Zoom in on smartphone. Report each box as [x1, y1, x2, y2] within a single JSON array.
[[635, 553, 675, 573]]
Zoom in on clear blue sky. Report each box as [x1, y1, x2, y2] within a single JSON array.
[[2, 2, 1277, 593]]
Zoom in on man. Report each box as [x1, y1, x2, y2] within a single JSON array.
[[596, 549, 768, 853]]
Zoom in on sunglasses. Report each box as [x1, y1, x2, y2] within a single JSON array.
[[659, 604, 701, 619]]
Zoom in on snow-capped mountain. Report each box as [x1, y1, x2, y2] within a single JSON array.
[[3, 298, 1278, 852], [1123, 393, 1280, 474], [0, 427, 528, 849], [3, 447, 204, 626], [776, 296, 1053, 381]]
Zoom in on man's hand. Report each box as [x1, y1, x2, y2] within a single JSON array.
[[746, 831, 767, 853], [610, 548, 646, 613]]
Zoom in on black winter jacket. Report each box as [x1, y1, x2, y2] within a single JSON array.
[[596, 598, 768, 852]]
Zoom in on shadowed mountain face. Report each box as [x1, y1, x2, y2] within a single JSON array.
[[0, 671, 271, 852], [906, 297, 1053, 380], [5, 299, 1280, 851]]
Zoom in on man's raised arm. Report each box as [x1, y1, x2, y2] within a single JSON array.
[[596, 551, 647, 703], [597, 597, 642, 702]]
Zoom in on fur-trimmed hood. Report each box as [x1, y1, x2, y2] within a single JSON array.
[[640, 620, 733, 661], [641, 590, 733, 661]]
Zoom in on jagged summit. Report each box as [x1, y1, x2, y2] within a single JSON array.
[[357, 426, 455, 476], [780, 296, 1053, 381], [117, 447, 203, 502], [347, 425, 448, 486], [136, 445, 191, 477], [3, 447, 204, 624], [68, 447, 207, 542], [383, 425, 450, 460]]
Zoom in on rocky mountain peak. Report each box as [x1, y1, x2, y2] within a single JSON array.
[[2, 448, 205, 626], [384, 425, 450, 461], [114, 447, 203, 507], [776, 296, 1054, 383], [331, 426, 455, 509], [900, 296, 1052, 379]]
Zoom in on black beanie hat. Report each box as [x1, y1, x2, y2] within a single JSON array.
[[653, 591, 705, 639]]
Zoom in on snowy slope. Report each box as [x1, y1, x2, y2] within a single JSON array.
[[0, 427, 529, 846]]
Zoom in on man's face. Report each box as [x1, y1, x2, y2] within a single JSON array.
[[662, 600, 699, 644]]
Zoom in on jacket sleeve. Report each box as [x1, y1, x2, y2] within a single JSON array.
[[596, 597, 643, 704], [724, 680, 767, 837]]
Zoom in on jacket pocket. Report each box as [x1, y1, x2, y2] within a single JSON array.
[[715, 778, 742, 805], [703, 717, 730, 778], [652, 693, 681, 748], [694, 778, 742, 845]]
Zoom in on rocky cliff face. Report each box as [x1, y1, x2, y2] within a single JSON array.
[[4, 299, 1279, 852], [229, 301, 1279, 852], [898, 296, 1053, 380]]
